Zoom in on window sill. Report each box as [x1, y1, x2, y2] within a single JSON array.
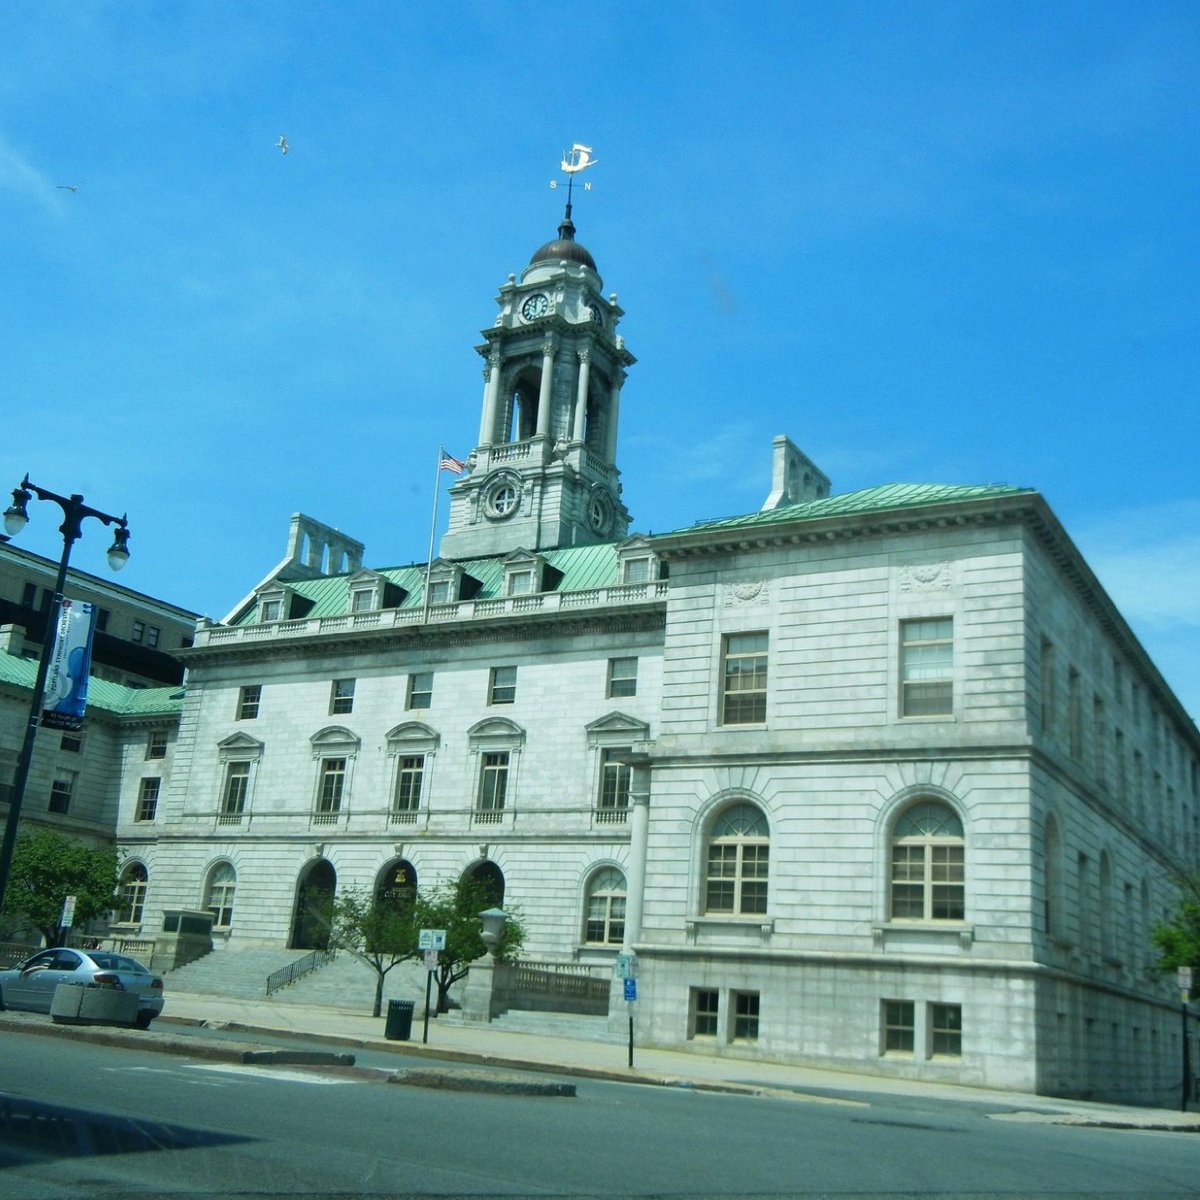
[[686, 915, 774, 941], [872, 922, 974, 952]]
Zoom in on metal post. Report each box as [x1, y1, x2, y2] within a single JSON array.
[[628, 1006, 634, 1069], [423, 970, 433, 1044], [0, 478, 129, 918], [1182, 999, 1191, 1113]]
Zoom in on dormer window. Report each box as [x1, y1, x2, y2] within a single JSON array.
[[621, 557, 653, 585], [428, 579, 452, 605], [260, 599, 282, 623], [350, 588, 374, 613], [507, 569, 535, 596]]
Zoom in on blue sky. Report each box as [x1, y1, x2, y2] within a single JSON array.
[[3, 2, 1198, 718]]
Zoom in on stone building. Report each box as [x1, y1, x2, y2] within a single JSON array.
[[5, 208, 1197, 1103]]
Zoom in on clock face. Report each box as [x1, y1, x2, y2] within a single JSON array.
[[520, 293, 549, 321]]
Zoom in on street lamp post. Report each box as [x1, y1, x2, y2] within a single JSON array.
[[0, 475, 130, 918]]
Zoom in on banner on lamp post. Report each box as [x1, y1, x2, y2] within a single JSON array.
[[41, 599, 98, 732]]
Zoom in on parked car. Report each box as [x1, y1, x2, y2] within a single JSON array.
[[0, 947, 164, 1028]]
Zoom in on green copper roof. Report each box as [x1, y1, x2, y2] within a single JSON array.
[[0, 652, 183, 718], [668, 482, 1035, 536], [235, 542, 624, 625]]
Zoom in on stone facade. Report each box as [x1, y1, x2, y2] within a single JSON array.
[[2, 211, 1196, 1105]]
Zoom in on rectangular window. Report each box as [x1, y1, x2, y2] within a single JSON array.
[[690, 988, 719, 1038], [900, 618, 953, 717], [237, 685, 261, 720], [1039, 637, 1054, 734], [60, 732, 82, 753], [721, 632, 768, 725], [131, 620, 146, 644], [330, 678, 356, 715], [260, 599, 282, 622], [136, 777, 160, 822], [597, 748, 631, 818], [146, 625, 160, 649], [49, 772, 75, 814], [316, 757, 347, 818], [96, 607, 110, 632], [883, 1000, 915, 1053], [732, 991, 760, 1041], [1067, 668, 1082, 760], [351, 589, 374, 613], [221, 762, 250, 821], [507, 570, 535, 596], [929, 1003, 962, 1057], [393, 754, 424, 821], [407, 672, 433, 710], [21, 582, 36, 607], [428, 579, 451, 605], [146, 730, 168, 759], [477, 751, 509, 820], [489, 666, 517, 705], [621, 556, 652, 585], [607, 656, 638, 698]]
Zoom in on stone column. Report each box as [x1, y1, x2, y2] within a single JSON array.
[[479, 348, 501, 446], [536, 339, 555, 438], [604, 376, 623, 463], [623, 757, 651, 948], [572, 349, 591, 442]]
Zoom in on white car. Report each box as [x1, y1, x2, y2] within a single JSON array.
[[0, 947, 164, 1029]]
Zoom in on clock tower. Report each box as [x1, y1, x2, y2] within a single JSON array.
[[439, 204, 636, 559]]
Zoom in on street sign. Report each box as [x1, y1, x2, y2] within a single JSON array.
[[623, 977, 637, 1002], [60, 894, 77, 929], [1179, 966, 1193, 991], [616, 953, 638, 980], [418, 928, 447, 951], [423, 950, 440, 972]]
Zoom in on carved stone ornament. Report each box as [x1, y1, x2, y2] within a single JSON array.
[[723, 581, 768, 606], [898, 562, 952, 592]]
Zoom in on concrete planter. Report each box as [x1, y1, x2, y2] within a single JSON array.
[[50, 983, 139, 1026]]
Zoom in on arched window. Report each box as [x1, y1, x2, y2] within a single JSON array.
[[890, 800, 964, 921], [704, 803, 769, 915], [205, 862, 236, 930], [375, 859, 417, 915], [118, 863, 149, 926], [584, 867, 627, 944]]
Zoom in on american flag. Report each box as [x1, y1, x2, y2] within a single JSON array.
[[439, 453, 466, 475]]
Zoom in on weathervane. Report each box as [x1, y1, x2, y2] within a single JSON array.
[[550, 143, 598, 211]]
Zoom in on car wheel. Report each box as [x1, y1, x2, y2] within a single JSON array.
[[133, 1011, 154, 1030]]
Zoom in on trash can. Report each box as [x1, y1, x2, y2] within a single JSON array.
[[385, 999, 415, 1041]]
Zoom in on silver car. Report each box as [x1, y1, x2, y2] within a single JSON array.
[[0, 947, 164, 1029]]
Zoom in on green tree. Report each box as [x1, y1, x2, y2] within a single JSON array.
[[413, 877, 524, 1014], [328, 885, 420, 1018], [1, 828, 120, 945], [1151, 872, 1200, 975]]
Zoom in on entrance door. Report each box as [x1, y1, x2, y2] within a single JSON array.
[[290, 859, 336, 949]]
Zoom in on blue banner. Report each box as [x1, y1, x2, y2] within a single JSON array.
[[42, 599, 97, 732]]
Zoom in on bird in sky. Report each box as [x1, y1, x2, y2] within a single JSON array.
[[55, 184, 79, 192], [277, 135, 289, 155]]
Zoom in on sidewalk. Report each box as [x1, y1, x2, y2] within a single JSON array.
[[158, 989, 1200, 1133]]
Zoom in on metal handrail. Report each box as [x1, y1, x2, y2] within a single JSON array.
[[265, 947, 335, 995]]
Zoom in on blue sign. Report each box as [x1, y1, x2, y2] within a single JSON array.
[[42, 599, 97, 732], [623, 977, 637, 1002]]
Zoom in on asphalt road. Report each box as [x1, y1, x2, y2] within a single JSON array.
[[1, 1027, 1197, 1199]]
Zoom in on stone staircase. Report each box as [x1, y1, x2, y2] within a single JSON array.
[[163, 944, 429, 1011], [469, 1009, 624, 1043]]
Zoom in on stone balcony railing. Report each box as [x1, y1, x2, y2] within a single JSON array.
[[194, 581, 667, 648]]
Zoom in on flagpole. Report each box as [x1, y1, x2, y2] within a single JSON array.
[[422, 445, 443, 623]]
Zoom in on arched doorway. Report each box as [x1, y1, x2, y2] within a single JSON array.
[[375, 858, 417, 917], [290, 858, 336, 949], [464, 859, 505, 908]]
